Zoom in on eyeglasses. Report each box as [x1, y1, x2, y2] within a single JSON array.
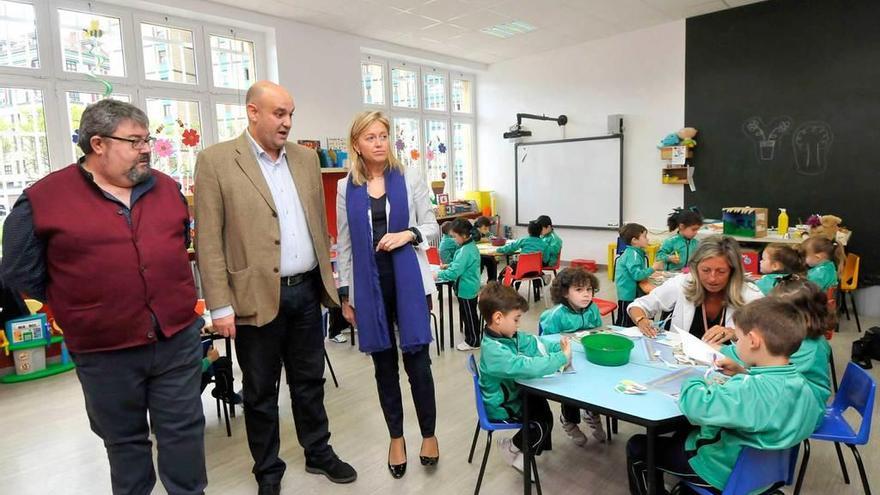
[[101, 135, 156, 149]]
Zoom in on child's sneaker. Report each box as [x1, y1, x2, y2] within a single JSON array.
[[456, 342, 478, 351], [583, 411, 607, 443], [559, 416, 588, 447], [496, 437, 524, 472]]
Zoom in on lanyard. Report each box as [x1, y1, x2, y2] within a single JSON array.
[[701, 303, 727, 334]]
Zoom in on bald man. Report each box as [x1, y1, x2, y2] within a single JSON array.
[[194, 81, 355, 494]]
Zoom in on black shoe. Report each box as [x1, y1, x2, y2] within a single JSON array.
[[257, 483, 280, 495], [388, 440, 407, 479], [419, 437, 439, 466], [305, 456, 357, 484], [211, 387, 243, 405]]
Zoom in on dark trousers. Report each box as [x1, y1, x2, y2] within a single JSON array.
[[480, 256, 498, 282], [561, 403, 581, 424], [71, 319, 207, 495], [510, 394, 554, 455], [616, 300, 634, 327], [626, 429, 717, 495], [459, 296, 481, 347], [327, 306, 351, 339], [234, 273, 335, 485], [371, 268, 437, 438]]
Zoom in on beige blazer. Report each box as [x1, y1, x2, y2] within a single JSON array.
[[335, 167, 439, 305], [194, 133, 339, 327]]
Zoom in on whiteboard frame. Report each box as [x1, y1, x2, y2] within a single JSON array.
[[514, 133, 624, 230]]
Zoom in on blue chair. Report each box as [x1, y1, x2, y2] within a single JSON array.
[[794, 361, 876, 495], [683, 445, 800, 495], [466, 354, 542, 495]]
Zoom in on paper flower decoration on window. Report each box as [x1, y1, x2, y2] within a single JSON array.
[[426, 149, 435, 162], [71, 130, 79, 144], [182, 128, 200, 147], [410, 149, 420, 160], [438, 143, 447, 154], [153, 138, 175, 158], [395, 138, 405, 152]]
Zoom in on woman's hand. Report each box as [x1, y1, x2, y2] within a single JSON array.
[[376, 231, 415, 252], [636, 317, 658, 338], [703, 325, 734, 345], [715, 357, 747, 376], [341, 301, 357, 327]]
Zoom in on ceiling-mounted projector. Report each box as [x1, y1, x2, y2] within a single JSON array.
[[503, 126, 532, 139], [504, 112, 567, 139]]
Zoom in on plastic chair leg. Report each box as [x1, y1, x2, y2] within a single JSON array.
[[430, 313, 440, 356], [848, 292, 863, 332], [793, 439, 810, 495], [222, 394, 231, 437], [215, 395, 221, 419], [841, 291, 851, 320], [531, 456, 543, 495], [324, 349, 339, 388], [474, 431, 493, 495], [834, 441, 851, 484], [847, 444, 872, 495], [468, 421, 481, 463], [830, 350, 839, 393]]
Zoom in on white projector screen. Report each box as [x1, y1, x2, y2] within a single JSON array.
[[515, 135, 623, 230]]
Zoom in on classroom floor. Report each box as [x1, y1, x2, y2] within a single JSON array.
[[1, 268, 877, 495]]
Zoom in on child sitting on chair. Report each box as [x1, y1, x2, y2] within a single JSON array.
[[474, 216, 498, 281], [802, 236, 844, 291], [535, 215, 562, 270], [438, 221, 459, 265], [437, 218, 483, 351], [615, 223, 664, 326], [539, 267, 607, 446], [478, 282, 572, 472], [625, 298, 823, 495], [497, 220, 550, 301], [755, 243, 806, 295]]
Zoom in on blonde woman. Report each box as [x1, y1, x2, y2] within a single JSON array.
[[628, 235, 763, 344], [335, 111, 440, 478]]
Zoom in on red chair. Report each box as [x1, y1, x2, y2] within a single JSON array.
[[426, 246, 441, 265], [542, 249, 561, 277], [501, 265, 514, 287], [570, 258, 598, 273], [593, 297, 618, 322], [511, 252, 544, 302]]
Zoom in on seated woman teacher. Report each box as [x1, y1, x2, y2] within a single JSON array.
[[336, 110, 440, 479], [627, 235, 763, 344]]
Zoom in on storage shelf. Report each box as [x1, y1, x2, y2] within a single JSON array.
[[320, 168, 347, 174]]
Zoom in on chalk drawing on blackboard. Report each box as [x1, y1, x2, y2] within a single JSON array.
[[742, 116, 793, 161], [792, 121, 833, 176]]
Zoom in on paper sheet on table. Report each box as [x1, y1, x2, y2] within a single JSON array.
[[645, 367, 706, 398], [674, 325, 721, 365], [611, 326, 644, 338]]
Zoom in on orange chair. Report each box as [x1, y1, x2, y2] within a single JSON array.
[[593, 298, 618, 322], [511, 252, 544, 303], [427, 246, 441, 265], [839, 253, 861, 333]]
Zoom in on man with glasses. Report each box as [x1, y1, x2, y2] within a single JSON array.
[[0, 99, 207, 495]]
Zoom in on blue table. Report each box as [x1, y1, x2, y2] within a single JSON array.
[[517, 332, 691, 495]]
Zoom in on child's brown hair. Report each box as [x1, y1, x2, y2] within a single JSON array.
[[549, 267, 599, 306], [764, 243, 807, 274], [478, 282, 529, 325], [770, 275, 837, 339], [619, 223, 647, 245], [732, 298, 806, 358], [441, 221, 453, 235], [801, 236, 845, 273]]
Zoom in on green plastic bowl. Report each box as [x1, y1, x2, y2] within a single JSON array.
[[580, 333, 634, 366]]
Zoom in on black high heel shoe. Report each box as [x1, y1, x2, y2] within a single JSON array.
[[388, 439, 407, 479], [419, 437, 439, 466]]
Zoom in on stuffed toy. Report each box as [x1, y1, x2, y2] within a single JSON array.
[[658, 127, 699, 148], [806, 214, 843, 240]]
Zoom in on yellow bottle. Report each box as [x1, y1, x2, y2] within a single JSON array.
[[777, 208, 789, 237]]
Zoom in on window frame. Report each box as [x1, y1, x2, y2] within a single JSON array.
[[360, 54, 387, 109], [133, 11, 207, 92]]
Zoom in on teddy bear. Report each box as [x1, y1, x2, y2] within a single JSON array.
[[806, 214, 843, 240], [658, 127, 699, 148]]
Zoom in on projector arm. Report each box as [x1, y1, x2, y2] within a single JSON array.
[[516, 113, 568, 126]]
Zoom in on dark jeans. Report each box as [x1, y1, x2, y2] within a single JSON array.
[[71, 319, 207, 495], [481, 256, 498, 282], [234, 272, 336, 485], [626, 429, 717, 495], [371, 268, 437, 439], [459, 296, 481, 347], [510, 394, 554, 455]]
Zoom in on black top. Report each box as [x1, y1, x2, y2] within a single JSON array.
[[370, 194, 393, 275], [688, 304, 726, 340]]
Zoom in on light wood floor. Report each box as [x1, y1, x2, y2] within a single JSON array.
[[1, 270, 877, 495]]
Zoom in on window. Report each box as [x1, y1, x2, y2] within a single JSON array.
[[215, 102, 247, 141], [145, 97, 202, 192], [391, 66, 418, 109], [141, 23, 197, 84], [210, 35, 255, 90], [423, 71, 446, 112], [361, 60, 384, 105], [0, 0, 39, 69], [361, 56, 475, 199], [66, 91, 131, 159], [58, 9, 126, 77]]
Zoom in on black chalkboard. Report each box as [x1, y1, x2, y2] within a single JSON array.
[[684, 0, 880, 284]]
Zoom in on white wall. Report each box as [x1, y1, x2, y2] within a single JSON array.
[[476, 21, 687, 264]]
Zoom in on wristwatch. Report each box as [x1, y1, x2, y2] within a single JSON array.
[[408, 227, 423, 245]]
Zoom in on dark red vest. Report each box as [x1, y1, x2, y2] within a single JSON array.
[[28, 164, 196, 353]]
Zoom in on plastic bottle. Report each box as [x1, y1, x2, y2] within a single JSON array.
[[777, 208, 789, 237]]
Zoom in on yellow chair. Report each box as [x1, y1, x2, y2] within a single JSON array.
[[839, 253, 862, 333], [607, 242, 660, 280]]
